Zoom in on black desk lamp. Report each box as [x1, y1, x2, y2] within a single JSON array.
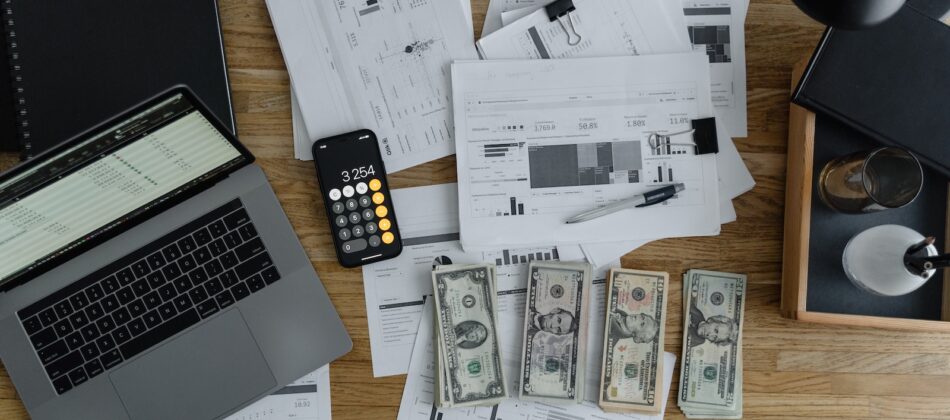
[[793, 0, 906, 29]]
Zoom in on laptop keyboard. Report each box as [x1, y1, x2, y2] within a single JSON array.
[[16, 199, 282, 395]]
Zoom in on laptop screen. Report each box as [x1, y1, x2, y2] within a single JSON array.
[[0, 92, 246, 288]]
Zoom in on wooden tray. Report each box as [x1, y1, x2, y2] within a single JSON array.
[[781, 60, 950, 331]]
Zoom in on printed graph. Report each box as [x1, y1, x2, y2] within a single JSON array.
[[493, 248, 559, 266], [528, 141, 643, 188]]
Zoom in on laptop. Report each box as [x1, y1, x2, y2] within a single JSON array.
[[0, 87, 352, 420]]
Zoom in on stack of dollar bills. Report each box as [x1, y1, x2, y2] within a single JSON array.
[[598, 268, 669, 414], [518, 261, 592, 404], [678, 269, 747, 419], [431, 264, 508, 408]]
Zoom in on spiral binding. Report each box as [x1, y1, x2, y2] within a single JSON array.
[[2, 0, 30, 158]]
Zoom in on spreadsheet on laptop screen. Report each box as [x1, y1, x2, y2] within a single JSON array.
[[0, 94, 244, 285]]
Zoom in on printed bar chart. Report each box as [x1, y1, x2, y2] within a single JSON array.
[[494, 248, 559, 266]]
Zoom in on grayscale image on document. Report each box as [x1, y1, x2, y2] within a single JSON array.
[[267, 0, 477, 171], [683, 0, 749, 137], [226, 365, 331, 420], [452, 54, 722, 250], [361, 183, 573, 377]]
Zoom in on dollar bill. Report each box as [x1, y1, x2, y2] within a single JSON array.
[[599, 268, 669, 414], [432, 264, 507, 408], [519, 261, 591, 404], [678, 269, 746, 419]]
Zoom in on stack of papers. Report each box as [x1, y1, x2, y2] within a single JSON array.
[[266, 1, 755, 418], [459, 0, 753, 261], [359, 183, 676, 420], [481, 0, 749, 137], [267, 0, 477, 171], [453, 53, 725, 250]]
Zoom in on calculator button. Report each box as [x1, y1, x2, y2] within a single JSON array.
[[342, 185, 355, 197], [379, 218, 391, 231], [338, 228, 352, 241], [382, 232, 395, 245], [369, 179, 382, 192], [345, 199, 359, 211], [372, 192, 385, 205], [356, 182, 368, 194], [329, 189, 342, 201], [349, 212, 362, 224], [341, 239, 368, 254], [362, 209, 375, 221], [366, 222, 378, 234], [332, 202, 345, 214], [368, 235, 381, 247], [352, 225, 365, 238], [375, 206, 388, 218], [335, 215, 348, 227], [359, 196, 371, 208]]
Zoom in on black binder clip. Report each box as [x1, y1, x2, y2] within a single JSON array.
[[546, 0, 582, 46], [647, 117, 719, 155]]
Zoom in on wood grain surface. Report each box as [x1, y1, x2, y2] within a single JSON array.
[[3, 1, 949, 418]]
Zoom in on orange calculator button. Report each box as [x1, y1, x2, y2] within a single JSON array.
[[372, 192, 385, 205], [382, 232, 395, 244], [379, 218, 391, 231], [375, 205, 388, 218], [369, 179, 382, 191]]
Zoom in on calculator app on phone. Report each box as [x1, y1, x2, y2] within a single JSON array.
[[312, 130, 402, 267]]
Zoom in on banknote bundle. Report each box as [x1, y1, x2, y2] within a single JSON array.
[[431, 264, 507, 408], [678, 269, 747, 419], [519, 261, 592, 404], [598, 268, 669, 414]]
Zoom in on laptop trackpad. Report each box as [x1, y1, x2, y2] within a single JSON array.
[[110, 309, 277, 420]]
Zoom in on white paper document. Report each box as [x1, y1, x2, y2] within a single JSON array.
[[478, 0, 690, 60], [499, 6, 537, 26], [482, 0, 547, 37], [226, 366, 332, 420], [362, 183, 572, 377], [481, 1, 753, 205], [397, 300, 676, 420], [452, 54, 722, 250], [683, 0, 749, 137], [267, 0, 478, 171], [291, 92, 309, 160], [486, 0, 750, 138]]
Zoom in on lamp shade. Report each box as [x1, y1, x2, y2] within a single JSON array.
[[793, 0, 906, 29]]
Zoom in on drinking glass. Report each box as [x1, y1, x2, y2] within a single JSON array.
[[818, 147, 923, 213]]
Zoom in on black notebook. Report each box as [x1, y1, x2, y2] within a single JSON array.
[[0, 36, 17, 152], [0, 0, 235, 159], [792, 0, 950, 176]]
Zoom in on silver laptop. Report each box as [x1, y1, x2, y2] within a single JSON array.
[[0, 87, 351, 420]]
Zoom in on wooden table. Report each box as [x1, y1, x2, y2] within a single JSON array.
[[4, 1, 950, 418]]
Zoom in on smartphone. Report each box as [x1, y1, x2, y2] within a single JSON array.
[[312, 130, 402, 267]]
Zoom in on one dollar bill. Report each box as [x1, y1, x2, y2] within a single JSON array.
[[519, 261, 591, 404], [432, 264, 507, 408], [599, 268, 669, 414], [678, 269, 746, 418]]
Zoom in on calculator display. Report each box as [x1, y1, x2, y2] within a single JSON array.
[[339, 165, 376, 183], [313, 130, 402, 267]]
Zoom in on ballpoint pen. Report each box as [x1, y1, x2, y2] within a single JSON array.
[[564, 183, 685, 224]]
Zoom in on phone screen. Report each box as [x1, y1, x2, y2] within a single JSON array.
[[313, 130, 401, 267], [313, 133, 382, 189]]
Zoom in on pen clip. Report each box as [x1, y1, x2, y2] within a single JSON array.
[[635, 184, 680, 208]]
